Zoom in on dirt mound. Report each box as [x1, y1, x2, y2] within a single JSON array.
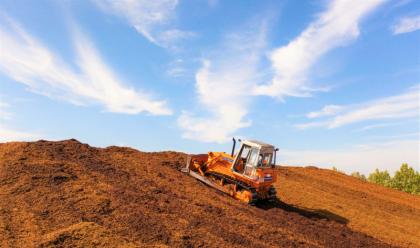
[[276, 166, 420, 247], [0, 140, 395, 247]]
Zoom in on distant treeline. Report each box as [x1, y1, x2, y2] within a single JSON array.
[[333, 164, 420, 195]]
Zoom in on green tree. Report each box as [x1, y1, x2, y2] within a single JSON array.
[[368, 169, 392, 187], [351, 171, 367, 181], [391, 163, 420, 194]]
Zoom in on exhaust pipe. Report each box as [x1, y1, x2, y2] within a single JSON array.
[[273, 148, 279, 168], [231, 137, 236, 156]]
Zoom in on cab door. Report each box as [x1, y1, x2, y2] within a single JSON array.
[[243, 148, 259, 177], [232, 144, 250, 173]]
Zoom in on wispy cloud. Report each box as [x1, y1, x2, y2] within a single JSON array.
[[0, 99, 12, 120], [297, 85, 420, 129], [254, 0, 385, 99], [0, 126, 40, 142], [281, 139, 419, 175], [391, 15, 420, 34], [0, 17, 171, 115], [0, 99, 40, 142], [94, 0, 193, 49], [355, 122, 403, 132], [363, 132, 419, 141], [295, 121, 329, 130], [158, 29, 196, 46], [178, 22, 268, 143], [166, 59, 188, 78], [307, 105, 343, 118]]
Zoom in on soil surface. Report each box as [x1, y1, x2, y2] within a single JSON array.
[[0, 140, 411, 247]]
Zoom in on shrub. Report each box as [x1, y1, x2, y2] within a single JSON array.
[[368, 169, 392, 187], [351, 171, 367, 181], [367, 164, 420, 195], [391, 163, 420, 194]]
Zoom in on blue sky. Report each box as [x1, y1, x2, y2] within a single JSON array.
[[0, 0, 419, 174]]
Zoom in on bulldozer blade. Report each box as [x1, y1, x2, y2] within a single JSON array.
[[181, 155, 192, 173], [183, 156, 235, 196], [186, 169, 229, 194], [182, 154, 258, 204]]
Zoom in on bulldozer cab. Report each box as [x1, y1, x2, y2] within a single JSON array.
[[232, 140, 276, 177]]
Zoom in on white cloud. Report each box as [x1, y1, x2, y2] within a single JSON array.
[[0, 125, 40, 142], [94, 0, 192, 48], [0, 100, 12, 120], [254, 0, 385, 99], [355, 122, 403, 132], [307, 105, 343, 118], [158, 29, 196, 45], [364, 132, 419, 141], [0, 17, 171, 115], [166, 59, 187, 78], [295, 121, 329, 130], [0, 99, 40, 142], [298, 85, 420, 129], [280, 139, 419, 175], [392, 15, 420, 34], [178, 23, 267, 143]]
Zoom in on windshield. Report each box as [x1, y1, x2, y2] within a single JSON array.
[[258, 153, 272, 167]]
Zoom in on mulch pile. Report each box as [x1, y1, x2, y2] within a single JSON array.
[[0, 140, 395, 247]]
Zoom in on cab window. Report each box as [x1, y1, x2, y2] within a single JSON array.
[[247, 148, 259, 167], [240, 145, 251, 160], [233, 145, 251, 173], [258, 153, 272, 167]]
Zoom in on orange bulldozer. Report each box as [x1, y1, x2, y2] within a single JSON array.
[[182, 138, 278, 205]]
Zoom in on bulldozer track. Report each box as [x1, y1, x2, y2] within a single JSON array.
[[205, 171, 254, 191], [205, 171, 277, 202], [204, 171, 259, 204]]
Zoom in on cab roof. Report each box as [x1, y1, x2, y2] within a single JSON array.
[[242, 140, 274, 149]]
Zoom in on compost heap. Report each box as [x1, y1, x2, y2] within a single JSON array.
[[1, 140, 416, 247]]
